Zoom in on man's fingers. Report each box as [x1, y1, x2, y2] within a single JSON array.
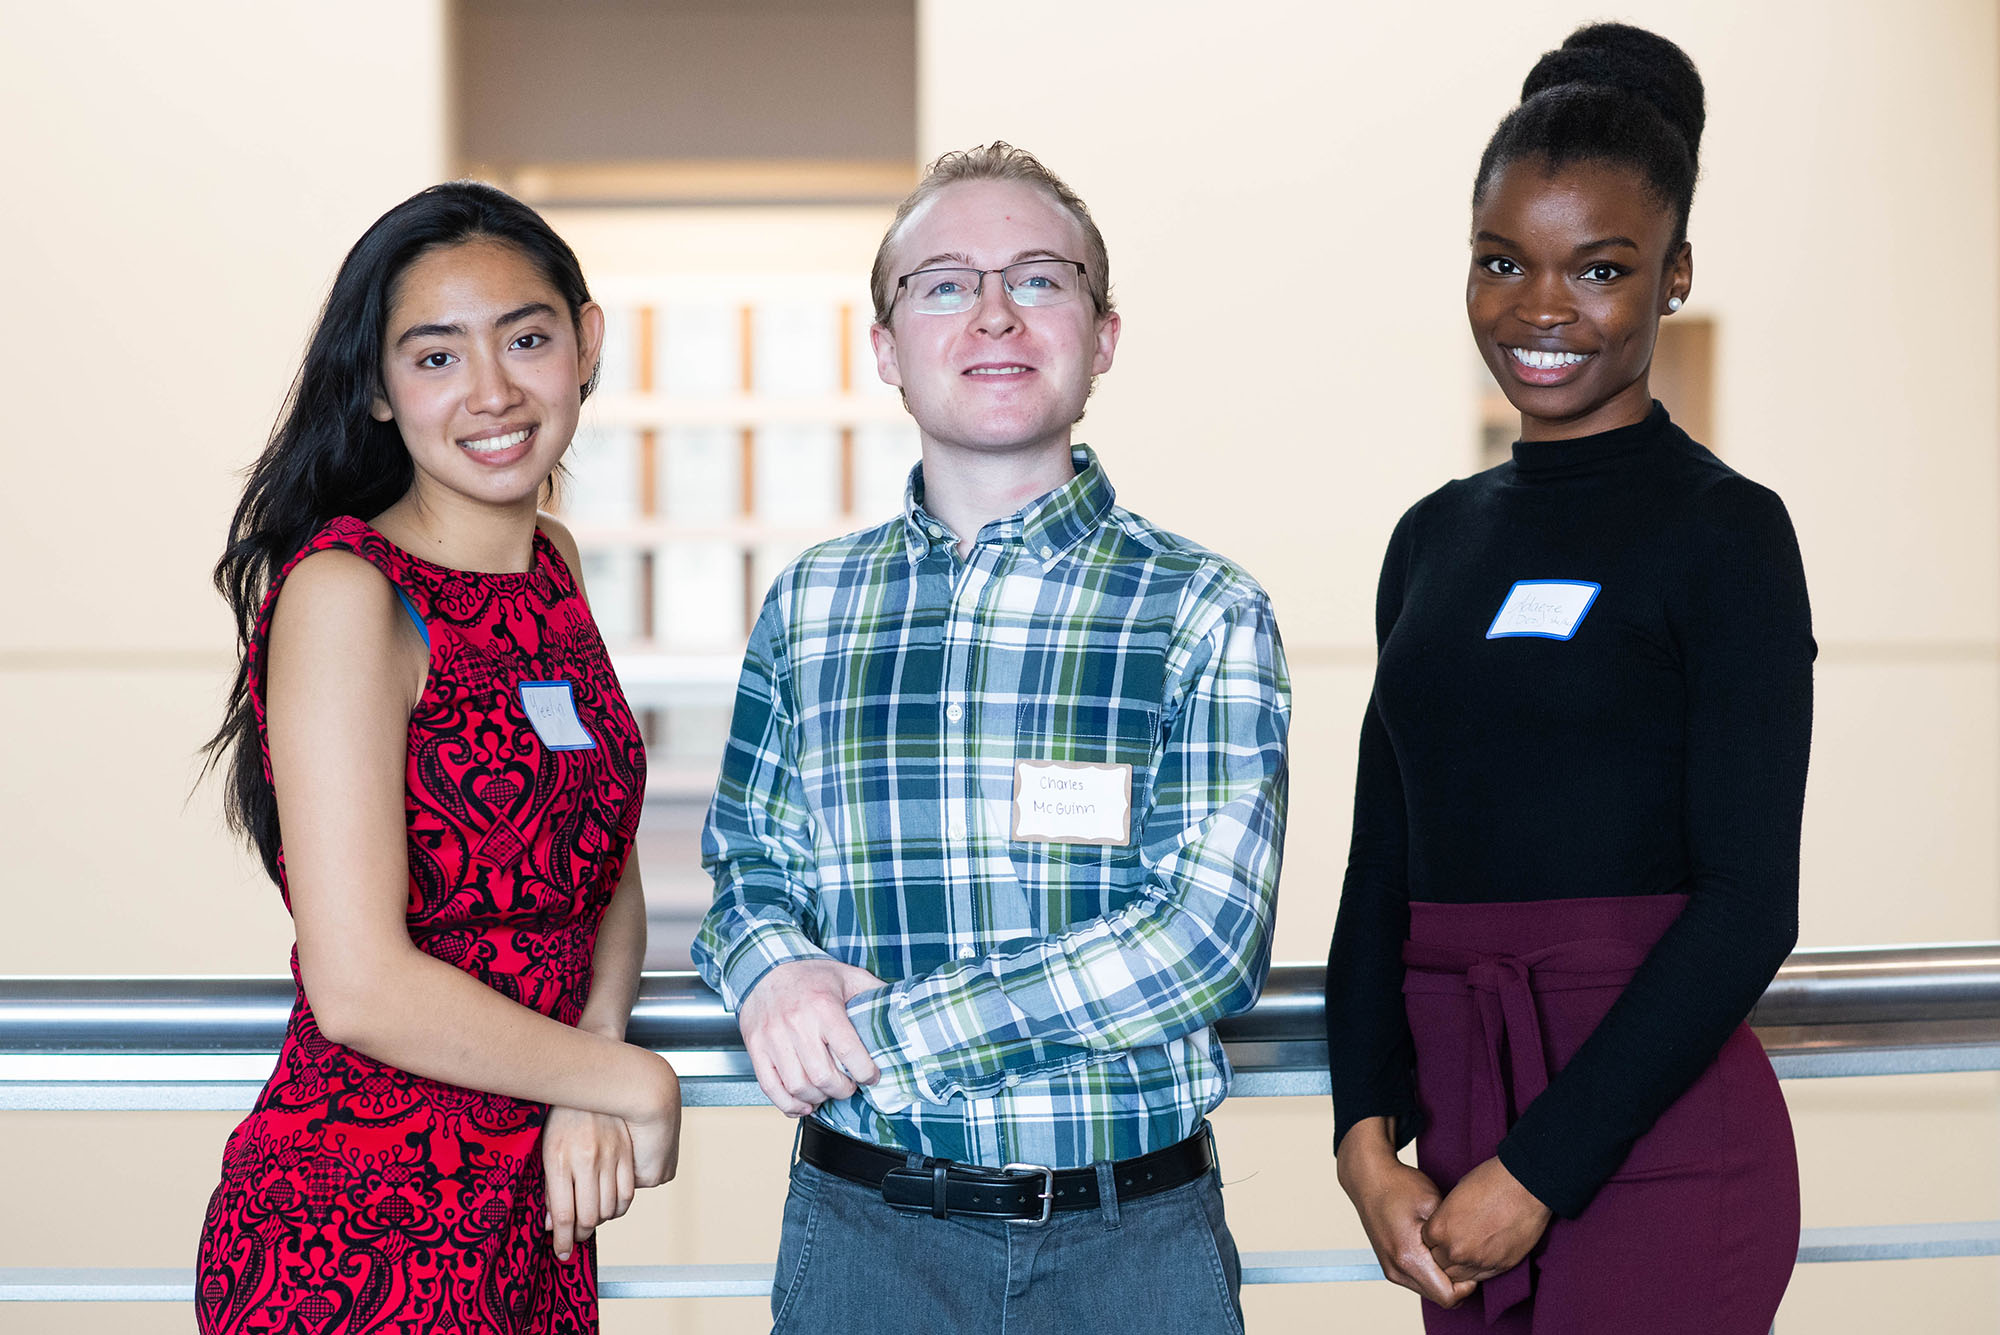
[[827, 1024, 880, 1086], [751, 1057, 790, 1114], [760, 1039, 832, 1119], [737, 967, 889, 1110], [787, 1011, 862, 1101], [750, 1051, 804, 1115], [770, 1042, 832, 1109], [756, 1047, 818, 1116], [799, 1046, 858, 1101]]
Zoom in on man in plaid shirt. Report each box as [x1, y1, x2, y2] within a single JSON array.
[[694, 143, 1290, 1334]]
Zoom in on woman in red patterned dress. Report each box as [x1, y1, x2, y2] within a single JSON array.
[[197, 182, 682, 1333]]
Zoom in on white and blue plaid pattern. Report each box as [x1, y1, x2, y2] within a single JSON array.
[[694, 448, 1290, 1168]]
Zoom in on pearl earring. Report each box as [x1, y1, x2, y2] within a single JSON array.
[[1667, 297, 1684, 312]]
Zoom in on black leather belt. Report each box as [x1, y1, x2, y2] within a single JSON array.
[[796, 1118, 1216, 1225]]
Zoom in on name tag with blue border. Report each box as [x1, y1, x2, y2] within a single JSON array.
[[519, 680, 597, 750], [1486, 580, 1602, 641]]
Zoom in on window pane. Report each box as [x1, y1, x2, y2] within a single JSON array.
[[755, 425, 841, 525], [561, 425, 640, 524]]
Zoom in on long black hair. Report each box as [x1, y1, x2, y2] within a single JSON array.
[[204, 181, 597, 883], [1475, 23, 1706, 247]]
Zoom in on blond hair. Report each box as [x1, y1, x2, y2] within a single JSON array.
[[870, 142, 1114, 325]]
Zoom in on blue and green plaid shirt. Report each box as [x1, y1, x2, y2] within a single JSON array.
[[694, 447, 1290, 1168]]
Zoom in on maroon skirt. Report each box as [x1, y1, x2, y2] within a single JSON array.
[[1402, 895, 1798, 1334]]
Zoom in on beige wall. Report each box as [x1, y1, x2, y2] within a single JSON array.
[[2, 0, 1995, 1331], [2, 2, 442, 1331], [2, 0, 450, 973]]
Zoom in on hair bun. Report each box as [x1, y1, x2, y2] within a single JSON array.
[[1522, 22, 1705, 159]]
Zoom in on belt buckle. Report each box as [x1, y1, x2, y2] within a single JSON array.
[[1002, 1162, 1054, 1226]]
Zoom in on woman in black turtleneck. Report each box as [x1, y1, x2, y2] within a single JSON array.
[[1326, 24, 1812, 1335]]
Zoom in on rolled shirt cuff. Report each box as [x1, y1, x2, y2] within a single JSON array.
[[717, 923, 829, 1012]]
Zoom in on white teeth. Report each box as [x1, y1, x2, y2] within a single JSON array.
[[463, 427, 532, 453], [1509, 348, 1590, 370], [965, 366, 1030, 376]]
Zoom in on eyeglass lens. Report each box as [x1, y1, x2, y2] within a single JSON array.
[[902, 260, 1082, 314]]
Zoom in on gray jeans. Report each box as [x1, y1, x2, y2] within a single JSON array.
[[769, 1155, 1245, 1334]]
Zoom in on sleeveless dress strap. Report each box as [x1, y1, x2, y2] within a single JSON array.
[[250, 517, 434, 696], [392, 586, 430, 648], [270, 516, 437, 623]]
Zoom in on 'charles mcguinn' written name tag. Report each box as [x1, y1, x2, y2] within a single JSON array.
[[1011, 760, 1133, 846]]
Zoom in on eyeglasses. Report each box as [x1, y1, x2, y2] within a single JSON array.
[[892, 259, 1089, 316]]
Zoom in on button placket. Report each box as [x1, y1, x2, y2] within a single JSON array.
[[939, 547, 992, 959]]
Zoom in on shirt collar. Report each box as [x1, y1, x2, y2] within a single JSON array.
[[901, 446, 1116, 565]]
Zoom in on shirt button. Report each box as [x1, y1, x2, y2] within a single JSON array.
[[958, 945, 975, 960], [945, 704, 963, 722], [1040, 545, 1054, 560], [928, 525, 945, 540]]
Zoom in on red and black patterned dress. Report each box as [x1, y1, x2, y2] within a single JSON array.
[[197, 516, 646, 1334]]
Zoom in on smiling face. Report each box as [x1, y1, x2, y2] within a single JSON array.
[[1468, 158, 1691, 440], [871, 178, 1119, 460], [370, 238, 603, 514]]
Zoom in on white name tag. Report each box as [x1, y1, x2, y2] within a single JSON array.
[[1012, 760, 1132, 846], [518, 680, 597, 751], [1486, 580, 1602, 641]]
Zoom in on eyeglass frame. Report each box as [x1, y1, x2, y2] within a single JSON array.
[[889, 258, 1092, 316]]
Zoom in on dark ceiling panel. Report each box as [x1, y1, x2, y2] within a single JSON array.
[[454, 0, 917, 167]]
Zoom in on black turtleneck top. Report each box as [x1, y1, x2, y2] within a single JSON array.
[[1325, 403, 1815, 1218]]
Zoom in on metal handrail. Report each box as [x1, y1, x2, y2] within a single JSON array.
[[1749, 943, 2000, 1023], [5, 944, 1998, 1052], [3, 945, 1998, 1113]]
